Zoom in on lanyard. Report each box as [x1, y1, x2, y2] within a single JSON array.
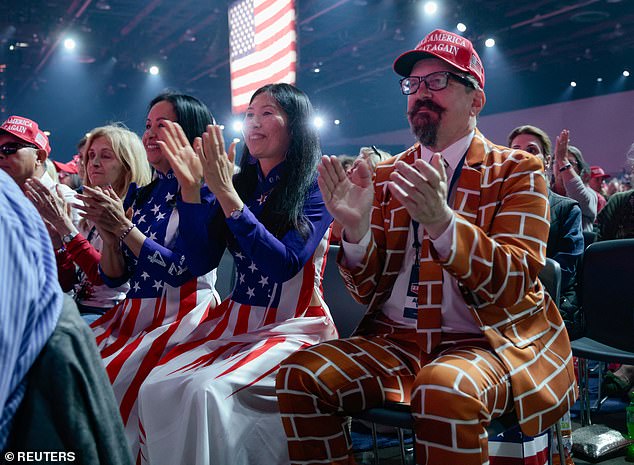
[[447, 149, 469, 202], [411, 148, 469, 256]]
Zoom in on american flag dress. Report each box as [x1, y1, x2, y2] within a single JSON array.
[[91, 171, 218, 459], [136, 164, 337, 465]]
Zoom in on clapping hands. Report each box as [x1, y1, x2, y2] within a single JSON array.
[[157, 121, 238, 203], [317, 155, 374, 243]]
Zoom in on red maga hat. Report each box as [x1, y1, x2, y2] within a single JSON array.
[[394, 29, 485, 89], [590, 166, 610, 179], [53, 159, 79, 174], [0, 115, 51, 154]]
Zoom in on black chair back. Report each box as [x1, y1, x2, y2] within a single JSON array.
[[579, 239, 634, 352], [582, 230, 597, 249], [322, 245, 368, 338]]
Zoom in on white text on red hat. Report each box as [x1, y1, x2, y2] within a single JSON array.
[[2, 124, 28, 134], [5, 117, 34, 128]]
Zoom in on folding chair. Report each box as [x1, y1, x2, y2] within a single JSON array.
[[570, 239, 634, 426]]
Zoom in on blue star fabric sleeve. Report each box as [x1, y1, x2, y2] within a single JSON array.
[[132, 187, 218, 287], [101, 180, 219, 289], [178, 180, 332, 283], [177, 193, 226, 277], [226, 182, 332, 282]]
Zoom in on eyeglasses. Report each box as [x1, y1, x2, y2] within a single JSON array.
[[0, 142, 38, 156], [399, 71, 475, 95]]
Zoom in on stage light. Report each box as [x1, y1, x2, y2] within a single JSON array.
[[570, 81, 577, 87], [313, 67, 320, 73], [485, 38, 495, 48], [149, 65, 159, 75], [334, 119, 341, 125], [63, 38, 76, 50], [597, 77, 603, 82], [313, 116, 324, 129], [457, 23, 467, 32], [623, 70, 630, 77], [423, 1, 438, 15], [232, 120, 243, 132]]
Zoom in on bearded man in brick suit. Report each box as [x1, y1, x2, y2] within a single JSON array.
[[275, 29, 577, 465]]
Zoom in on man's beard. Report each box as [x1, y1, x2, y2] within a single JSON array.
[[407, 99, 445, 147]]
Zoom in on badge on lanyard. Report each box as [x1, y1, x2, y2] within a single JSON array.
[[401, 148, 467, 320], [403, 221, 421, 320]]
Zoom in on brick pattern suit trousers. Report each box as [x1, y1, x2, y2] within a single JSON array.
[[276, 330, 511, 465]]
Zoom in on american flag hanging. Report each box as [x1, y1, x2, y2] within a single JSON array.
[[228, 0, 297, 113]]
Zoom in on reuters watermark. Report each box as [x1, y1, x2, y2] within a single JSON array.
[[4, 451, 76, 462]]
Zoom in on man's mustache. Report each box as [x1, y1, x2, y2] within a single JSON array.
[[407, 99, 445, 118]]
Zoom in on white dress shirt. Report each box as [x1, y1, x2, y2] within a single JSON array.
[[342, 131, 481, 334]]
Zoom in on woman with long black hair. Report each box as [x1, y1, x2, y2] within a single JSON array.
[[137, 83, 336, 465]]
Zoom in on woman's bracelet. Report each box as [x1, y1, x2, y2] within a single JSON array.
[[119, 223, 136, 242], [558, 162, 572, 173]]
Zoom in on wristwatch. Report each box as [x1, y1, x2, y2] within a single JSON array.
[[62, 231, 78, 244], [229, 205, 244, 220]]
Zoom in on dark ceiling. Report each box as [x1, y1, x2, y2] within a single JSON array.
[[1, 0, 633, 159]]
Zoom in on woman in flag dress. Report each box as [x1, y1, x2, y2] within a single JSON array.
[[136, 83, 337, 465], [78, 92, 219, 459]]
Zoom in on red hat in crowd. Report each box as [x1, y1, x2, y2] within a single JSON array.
[[393, 28, 485, 89], [53, 159, 79, 174], [590, 166, 610, 179], [0, 115, 51, 154]]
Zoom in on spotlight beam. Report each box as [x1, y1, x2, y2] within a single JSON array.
[[509, 0, 600, 30], [18, 0, 93, 97]]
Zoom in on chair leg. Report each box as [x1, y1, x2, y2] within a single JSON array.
[[370, 422, 379, 465], [548, 428, 554, 465], [554, 422, 566, 465], [578, 358, 592, 426], [577, 358, 585, 426], [590, 362, 609, 412], [593, 362, 602, 411], [583, 359, 592, 426], [396, 428, 407, 465]]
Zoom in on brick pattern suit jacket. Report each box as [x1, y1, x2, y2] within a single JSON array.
[[338, 130, 577, 436]]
